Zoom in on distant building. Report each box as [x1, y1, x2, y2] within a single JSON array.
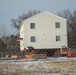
[[19, 11, 67, 51]]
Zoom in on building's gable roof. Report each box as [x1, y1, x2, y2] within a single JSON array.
[[20, 11, 67, 30], [23, 11, 66, 22]]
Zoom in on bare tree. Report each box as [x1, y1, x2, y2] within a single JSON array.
[[11, 10, 41, 30], [0, 24, 7, 57], [0, 24, 7, 44], [57, 9, 76, 33], [57, 9, 76, 48]]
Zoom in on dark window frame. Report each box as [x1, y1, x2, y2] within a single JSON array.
[[30, 23, 35, 29], [55, 22, 60, 28], [31, 36, 36, 42], [56, 36, 60, 41]]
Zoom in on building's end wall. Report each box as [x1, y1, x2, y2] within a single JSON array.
[[20, 12, 67, 50]]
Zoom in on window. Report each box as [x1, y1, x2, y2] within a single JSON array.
[[30, 23, 35, 29], [56, 36, 60, 41], [55, 22, 60, 28], [31, 36, 36, 42]]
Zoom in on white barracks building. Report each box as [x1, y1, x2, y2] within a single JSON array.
[[19, 11, 67, 51]]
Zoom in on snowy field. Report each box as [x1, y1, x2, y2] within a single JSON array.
[[0, 57, 76, 62], [0, 57, 76, 75]]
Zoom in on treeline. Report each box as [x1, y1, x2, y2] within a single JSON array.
[[0, 35, 20, 57]]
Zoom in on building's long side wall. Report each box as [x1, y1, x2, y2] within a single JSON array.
[[20, 23, 25, 50], [22, 13, 67, 50]]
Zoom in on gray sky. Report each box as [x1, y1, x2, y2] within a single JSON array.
[[0, 0, 76, 36]]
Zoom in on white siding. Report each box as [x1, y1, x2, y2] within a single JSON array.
[[20, 11, 67, 50], [20, 23, 24, 50]]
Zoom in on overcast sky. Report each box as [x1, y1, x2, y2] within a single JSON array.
[[0, 0, 76, 36]]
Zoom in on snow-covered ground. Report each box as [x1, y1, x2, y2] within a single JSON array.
[[0, 57, 76, 63], [0, 57, 76, 64], [0, 57, 76, 75]]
